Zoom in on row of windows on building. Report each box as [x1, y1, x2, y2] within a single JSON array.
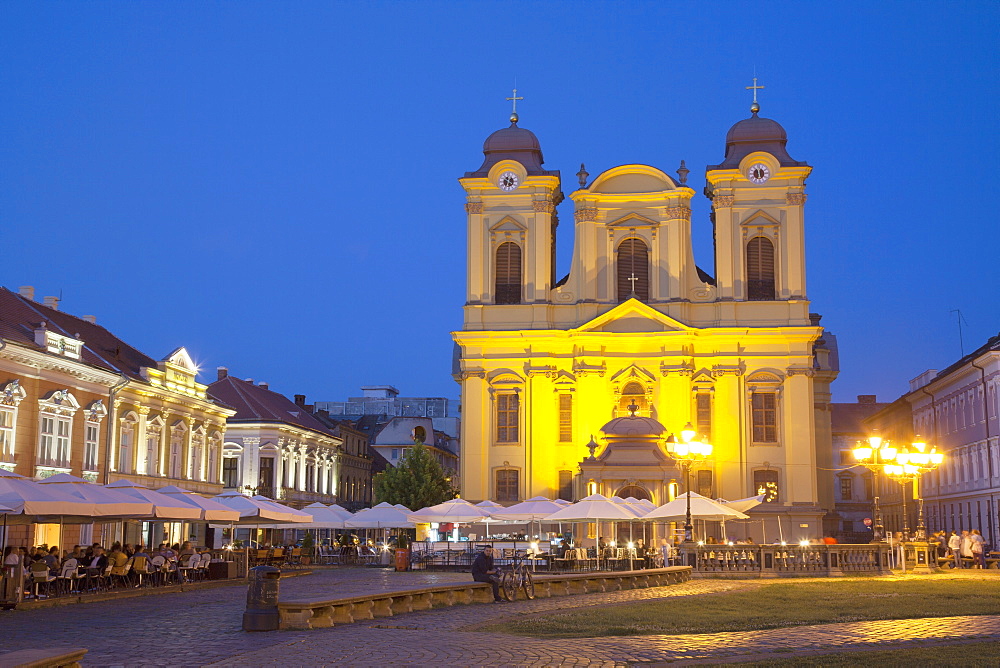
[[491, 385, 779, 445], [1, 388, 105, 476], [492, 236, 777, 304], [914, 383, 999, 436], [114, 412, 221, 482]]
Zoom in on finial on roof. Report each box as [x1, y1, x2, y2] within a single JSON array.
[[506, 87, 524, 125], [676, 160, 689, 185], [577, 163, 589, 187], [746, 75, 764, 115]]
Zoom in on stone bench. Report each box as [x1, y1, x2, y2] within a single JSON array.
[[0, 648, 87, 668], [277, 566, 691, 630]]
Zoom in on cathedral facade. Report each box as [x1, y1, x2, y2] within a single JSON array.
[[452, 100, 839, 538]]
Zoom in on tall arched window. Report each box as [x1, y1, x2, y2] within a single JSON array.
[[746, 236, 775, 300], [616, 238, 649, 302], [495, 242, 522, 304]]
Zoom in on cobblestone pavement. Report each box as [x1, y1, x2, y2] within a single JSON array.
[[2, 568, 1000, 666]]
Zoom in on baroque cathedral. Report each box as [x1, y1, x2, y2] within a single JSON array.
[[452, 93, 839, 538]]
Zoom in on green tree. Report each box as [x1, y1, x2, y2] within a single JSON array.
[[373, 443, 457, 510]]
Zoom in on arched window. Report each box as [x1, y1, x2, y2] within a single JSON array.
[[618, 381, 649, 416], [495, 242, 522, 304], [746, 236, 775, 300], [616, 485, 651, 501], [616, 238, 649, 302]]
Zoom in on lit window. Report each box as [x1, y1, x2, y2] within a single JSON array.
[[754, 470, 780, 503], [84, 424, 99, 471], [0, 408, 15, 464], [222, 457, 239, 488]]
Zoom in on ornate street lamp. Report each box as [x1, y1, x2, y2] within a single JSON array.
[[666, 422, 713, 543], [852, 432, 897, 542], [883, 436, 943, 541]]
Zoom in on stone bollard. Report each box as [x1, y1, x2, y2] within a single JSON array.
[[243, 565, 281, 631]]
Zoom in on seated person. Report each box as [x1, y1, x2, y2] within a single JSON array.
[[108, 545, 128, 570], [470, 546, 503, 603], [42, 546, 60, 573]]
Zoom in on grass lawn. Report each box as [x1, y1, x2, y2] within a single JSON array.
[[715, 640, 1000, 666], [480, 577, 1000, 638]]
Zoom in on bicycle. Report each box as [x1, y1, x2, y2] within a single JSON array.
[[498, 555, 535, 601]]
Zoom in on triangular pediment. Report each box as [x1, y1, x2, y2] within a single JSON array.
[[741, 209, 780, 227], [489, 216, 527, 232], [575, 299, 695, 334], [607, 212, 658, 228], [163, 346, 197, 371]]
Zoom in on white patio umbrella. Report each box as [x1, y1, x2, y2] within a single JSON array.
[[255, 503, 348, 530], [325, 504, 354, 521], [553, 498, 572, 506], [542, 494, 637, 522], [643, 492, 750, 522], [474, 500, 505, 515], [345, 502, 415, 529], [210, 491, 309, 524], [0, 470, 95, 521], [491, 496, 564, 523], [156, 486, 240, 522], [408, 499, 490, 524], [105, 480, 202, 520], [39, 474, 153, 518]]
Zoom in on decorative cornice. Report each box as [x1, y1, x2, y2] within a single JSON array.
[[532, 200, 554, 213], [525, 364, 556, 378], [573, 362, 606, 377], [786, 367, 816, 377], [712, 195, 734, 209], [712, 364, 744, 377], [659, 362, 694, 377], [461, 368, 486, 380], [465, 202, 484, 214], [574, 207, 598, 222], [786, 193, 807, 205], [664, 206, 691, 221]]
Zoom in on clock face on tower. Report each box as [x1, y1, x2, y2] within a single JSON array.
[[498, 171, 520, 191], [748, 163, 771, 184]]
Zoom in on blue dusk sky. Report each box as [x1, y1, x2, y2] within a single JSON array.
[[2, 2, 998, 409]]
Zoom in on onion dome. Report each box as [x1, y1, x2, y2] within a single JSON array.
[[464, 118, 558, 178], [708, 106, 807, 171]]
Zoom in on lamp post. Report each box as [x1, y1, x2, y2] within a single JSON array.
[[883, 435, 943, 541], [852, 432, 897, 543], [666, 422, 713, 543]]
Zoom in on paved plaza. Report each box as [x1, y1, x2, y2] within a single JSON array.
[[1, 568, 999, 666]]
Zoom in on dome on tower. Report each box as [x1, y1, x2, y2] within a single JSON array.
[[483, 124, 541, 153], [464, 119, 559, 178], [708, 108, 808, 171]]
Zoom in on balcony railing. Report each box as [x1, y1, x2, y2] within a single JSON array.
[[678, 543, 891, 576]]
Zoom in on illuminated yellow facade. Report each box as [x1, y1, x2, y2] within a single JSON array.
[[453, 105, 838, 538]]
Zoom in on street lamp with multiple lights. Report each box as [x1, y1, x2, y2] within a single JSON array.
[[882, 436, 943, 540], [666, 422, 713, 543], [852, 432, 897, 542], [854, 433, 943, 542]]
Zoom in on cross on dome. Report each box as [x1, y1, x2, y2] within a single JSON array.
[[506, 88, 524, 124], [746, 76, 765, 114]]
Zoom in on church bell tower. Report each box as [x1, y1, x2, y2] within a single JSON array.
[[706, 85, 812, 323], [458, 98, 562, 330]]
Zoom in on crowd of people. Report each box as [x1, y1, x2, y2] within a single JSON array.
[[930, 529, 991, 568]]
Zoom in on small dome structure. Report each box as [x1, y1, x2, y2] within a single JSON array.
[[708, 108, 808, 171], [600, 414, 666, 437], [464, 118, 559, 178]]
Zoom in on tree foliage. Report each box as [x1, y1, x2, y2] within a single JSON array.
[[373, 443, 457, 510]]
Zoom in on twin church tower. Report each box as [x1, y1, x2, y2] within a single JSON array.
[[452, 92, 839, 537]]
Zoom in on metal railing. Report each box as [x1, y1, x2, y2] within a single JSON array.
[[678, 543, 891, 576]]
